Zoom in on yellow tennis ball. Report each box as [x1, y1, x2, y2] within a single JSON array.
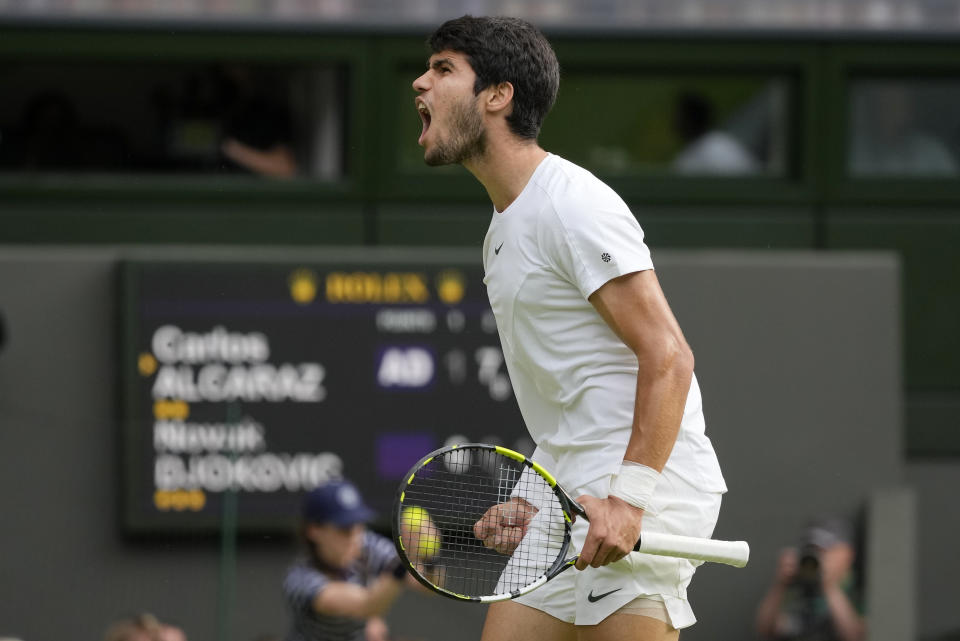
[[418, 529, 441, 560], [401, 505, 431, 530], [401, 506, 441, 560]]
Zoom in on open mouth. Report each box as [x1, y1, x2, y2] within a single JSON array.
[[417, 101, 432, 145]]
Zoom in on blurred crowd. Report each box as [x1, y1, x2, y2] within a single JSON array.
[[0, 64, 300, 178]]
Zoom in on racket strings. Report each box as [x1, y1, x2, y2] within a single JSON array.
[[399, 448, 568, 598]]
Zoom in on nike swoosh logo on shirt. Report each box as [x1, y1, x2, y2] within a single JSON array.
[[587, 587, 622, 603], [494, 242, 503, 255]]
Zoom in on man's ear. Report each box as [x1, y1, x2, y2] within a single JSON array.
[[485, 81, 515, 115]]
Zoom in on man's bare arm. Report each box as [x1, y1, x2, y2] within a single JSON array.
[[589, 269, 694, 472], [575, 269, 694, 569]]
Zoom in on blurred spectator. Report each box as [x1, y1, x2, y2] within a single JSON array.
[[283, 479, 418, 641], [671, 91, 759, 175], [850, 83, 957, 176], [103, 613, 187, 641], [755, 516, 865, 641], [152, 65, 299, 177], [217, 65, 299, 178]]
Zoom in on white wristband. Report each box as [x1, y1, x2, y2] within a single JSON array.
[[609, 462, 661, 511]]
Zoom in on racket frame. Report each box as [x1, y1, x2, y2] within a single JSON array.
[[393, 443, 579, 602]]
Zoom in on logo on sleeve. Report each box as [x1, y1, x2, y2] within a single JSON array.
[[495, 242, 504, 255], [601, 252, 612, 263]]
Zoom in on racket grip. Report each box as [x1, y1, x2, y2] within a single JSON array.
[[634, 532, 750, 568]]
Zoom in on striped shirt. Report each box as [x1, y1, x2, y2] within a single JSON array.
[[283, 531, 398, 641]]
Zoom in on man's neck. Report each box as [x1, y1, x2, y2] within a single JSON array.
[[463, 139, 548, 213]]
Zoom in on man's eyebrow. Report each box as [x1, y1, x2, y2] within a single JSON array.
[[428, 57, 456, 70]]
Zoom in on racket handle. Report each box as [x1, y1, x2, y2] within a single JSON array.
[[635, 532, 750, 568]]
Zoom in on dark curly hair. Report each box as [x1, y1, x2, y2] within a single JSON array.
[[428, 15, 560, 140]]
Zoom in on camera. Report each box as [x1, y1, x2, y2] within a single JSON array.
[[797, 517, 851, 590], [796, 542, 822, 589]]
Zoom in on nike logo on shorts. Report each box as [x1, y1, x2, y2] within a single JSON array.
[[587, 587, 622, 603]]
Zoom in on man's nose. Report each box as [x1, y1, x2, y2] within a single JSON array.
[[412, 71, 430, 93]]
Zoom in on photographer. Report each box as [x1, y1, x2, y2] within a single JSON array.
[[755, 517, 866, 641]]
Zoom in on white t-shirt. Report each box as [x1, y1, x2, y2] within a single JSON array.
[[482, 153, 726, 495]]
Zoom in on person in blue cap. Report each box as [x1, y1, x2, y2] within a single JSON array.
[[282, 478, 412, 641]]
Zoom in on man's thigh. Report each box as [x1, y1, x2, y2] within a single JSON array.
[[480, 601, 577, 641], [577, 612, 679, 641]]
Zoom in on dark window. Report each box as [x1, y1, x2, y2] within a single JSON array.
[[0, 62, 346, 180], [848, 78, 960, 177]]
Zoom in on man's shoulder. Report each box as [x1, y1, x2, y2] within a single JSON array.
[[361, 528, 399, 567], [283, 557, 329, 595], [362, 528, 394, 551], [534, 154, 603, 194], [533, 154, 630, 220], [285, 556, 321, 578]]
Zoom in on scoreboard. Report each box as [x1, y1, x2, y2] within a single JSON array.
[[120, 252, 530, 534]]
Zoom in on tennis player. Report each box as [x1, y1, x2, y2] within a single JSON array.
[[413, 16, 728, 641], [282, 479, 419, 641]]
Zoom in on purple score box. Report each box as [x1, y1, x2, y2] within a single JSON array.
[[376, 432, 437, 479]]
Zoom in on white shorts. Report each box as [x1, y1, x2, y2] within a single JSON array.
[[512, 467, 723, 628]]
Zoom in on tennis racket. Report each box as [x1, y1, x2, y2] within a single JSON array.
[[392, 443, 749, 602]]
